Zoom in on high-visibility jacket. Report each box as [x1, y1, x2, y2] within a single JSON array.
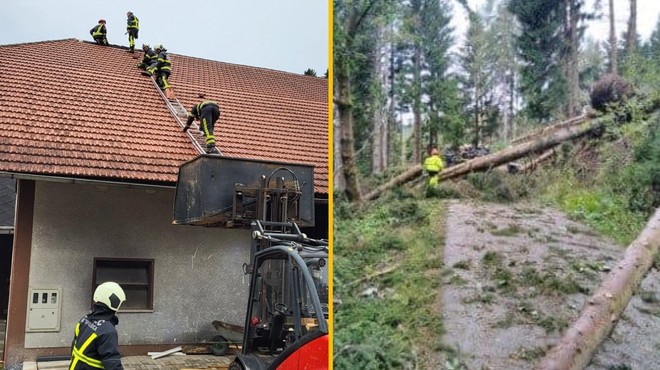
[[423, 154, 444, 173], [156, 50, 171, 72], [90, 24, 106, 38], [127, 14, 139, 30], [69, 306, 124, 370], [186, 101, 220, 126], [140, 48, 157, 65]]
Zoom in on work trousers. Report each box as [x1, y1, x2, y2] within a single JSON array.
[[127, 29, 138, 50], [199, 105, 220, 149], [156, 70, 171, 90], [93, 36, 108, 46]]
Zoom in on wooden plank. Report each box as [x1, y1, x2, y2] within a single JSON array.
[[182, 344, 212, 354]]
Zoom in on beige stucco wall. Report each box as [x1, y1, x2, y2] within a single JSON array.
[[25, 181, 251, 348]]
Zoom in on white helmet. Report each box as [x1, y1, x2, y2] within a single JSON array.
[[93, 282, 126, 311]]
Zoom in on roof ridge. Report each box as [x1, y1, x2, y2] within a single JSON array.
[[0, 38, 78, 48]]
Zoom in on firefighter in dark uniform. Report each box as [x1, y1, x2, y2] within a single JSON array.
[[126, 12, 139, 53], [147, 44, 171, 90], [68, 282, 126, 370], [183, 100, 221, 154], [90, 19, 108, 46], [137, 44, 157, 71]]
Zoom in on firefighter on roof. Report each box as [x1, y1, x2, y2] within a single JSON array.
[[137, 44, 157, 71], [126, 11, 139, 53], [68, 282, 126, 370], [90, 19, 108, 46], [183, 100, 221, 154], [147, 44, 171, 90]]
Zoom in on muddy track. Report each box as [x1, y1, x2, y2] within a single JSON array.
[[438, 200, 660, 370]]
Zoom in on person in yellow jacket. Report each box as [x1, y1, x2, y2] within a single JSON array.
[[126, 12, 139, 53], [423, 147, 444, 187]]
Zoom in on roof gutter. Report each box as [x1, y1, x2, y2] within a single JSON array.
[[0, 172, 174, 190]]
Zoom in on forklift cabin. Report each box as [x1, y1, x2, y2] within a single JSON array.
[[173, 155, 328, 370]]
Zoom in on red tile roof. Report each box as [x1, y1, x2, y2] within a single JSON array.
[[0, 39, 329, 194]]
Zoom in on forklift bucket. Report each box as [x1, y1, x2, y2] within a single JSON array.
[[173, 155, 316, 227]]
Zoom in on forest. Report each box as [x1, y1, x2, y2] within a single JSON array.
[[333, 0, 660, 369]]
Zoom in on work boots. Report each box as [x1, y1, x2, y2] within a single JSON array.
[[206, 146, 220, 155]]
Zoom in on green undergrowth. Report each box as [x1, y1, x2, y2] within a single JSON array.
[[428, 105, 660, 246], [539, 112, 660, 245], [333, 192, 445, 369]]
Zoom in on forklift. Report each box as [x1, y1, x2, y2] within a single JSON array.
[[173, 155, 329, 370]]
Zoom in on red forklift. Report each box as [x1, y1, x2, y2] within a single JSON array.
[[173, 155, 329, 370]]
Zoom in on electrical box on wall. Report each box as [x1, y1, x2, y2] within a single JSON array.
[[26, 287, 61, 332]]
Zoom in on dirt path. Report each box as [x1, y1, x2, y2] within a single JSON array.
[[440, 200, 660, 370]]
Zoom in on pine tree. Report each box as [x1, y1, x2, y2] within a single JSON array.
[[508, 0, 567, 121]]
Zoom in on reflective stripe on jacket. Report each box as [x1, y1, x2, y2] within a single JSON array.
[[127, 15, 139, 30], [156, 51, 171, 71], [423, 155, 444, 173], [90, 25, 106, 37], [186, 101, 219, 125], [69, 313, 123, 370]]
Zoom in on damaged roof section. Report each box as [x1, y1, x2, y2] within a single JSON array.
[[0, 39, 329, 193]]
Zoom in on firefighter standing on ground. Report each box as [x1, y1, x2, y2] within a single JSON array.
[[147, 44, 171, 90], [137, 44, 157, 71], [423, 148, 445, 188], [68, 282, 126, 370], [126, 11, 139, 53], [184, 100, 221, 154], [90, 19, 108, 46]]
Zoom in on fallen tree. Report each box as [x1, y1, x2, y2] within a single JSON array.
[[510, 114, 588, 146], [363, 95, 660, 201], [535, 207, 660, 370], [363, 118, 603, 201]]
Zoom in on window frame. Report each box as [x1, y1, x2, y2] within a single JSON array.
[[92, 257, 155, 312]]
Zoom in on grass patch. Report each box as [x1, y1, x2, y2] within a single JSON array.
[[452, 260, 472, 270], [490, 224, 524, 237], [334, 198, 446, 369], [510, 346, 548, 362]]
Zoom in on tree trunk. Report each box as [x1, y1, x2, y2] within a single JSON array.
[[566, 0, 580, 117], [372, 27, 386, 174], [626, 0, 637, 54], [535, 208, 660, 370], [337, 57, 362, 202], [412, 41, 422, 164], [609, 0, 618, 74], [333, 101, 346, 192], [511, 114, 587, 145], [363, 115, 600, 201], [473, 77, 481, 148]]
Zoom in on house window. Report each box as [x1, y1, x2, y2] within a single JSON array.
[[93, 258, 154, 312]]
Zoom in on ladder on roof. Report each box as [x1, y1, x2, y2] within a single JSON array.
[[147, 76, 222, 155]]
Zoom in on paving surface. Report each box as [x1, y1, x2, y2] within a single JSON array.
[[25, 355, 232, 370]]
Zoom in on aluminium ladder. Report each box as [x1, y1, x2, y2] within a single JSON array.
[[147, 76, 222, 155]]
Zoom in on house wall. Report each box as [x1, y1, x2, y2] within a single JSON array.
[[25, 181, 251, 348]]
